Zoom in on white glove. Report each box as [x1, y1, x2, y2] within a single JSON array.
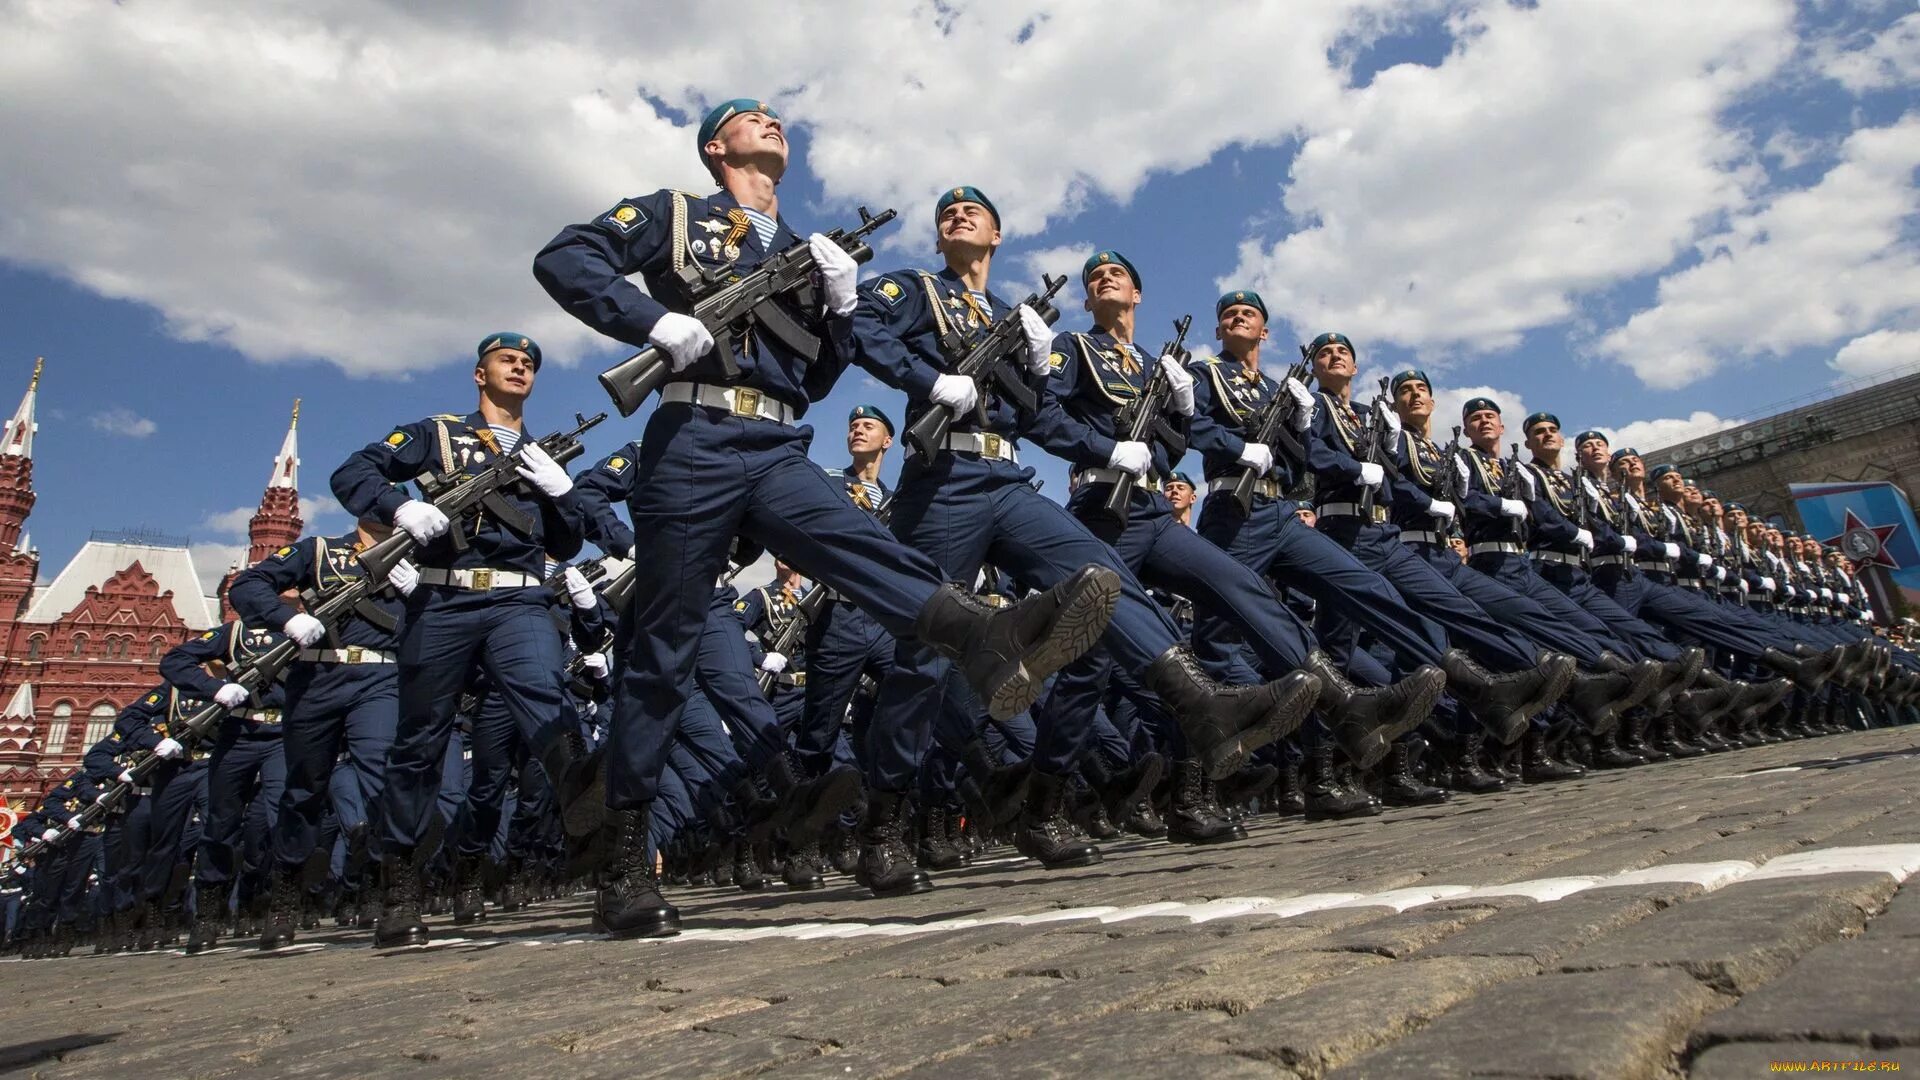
[[1453, 455, 1471, 493], [1283, 378, 1315, 432], [563, 566, 597, 610], [580, 652, 609, 678], [648, 311, 714, 372], [284, 612, 326, 648], [393, 499, 450, 543], [117, 769, 135, 785], [66, 815, 81, 831], [40, 828, 57, 843], [1761, 576, 1776, 591], [154, 737, 184, 760], [1739, 578, 1749, 594], [1715, 566, 1727, 582], [1698, 554, 1714, 569], [809, 233, 859, 316], [1107, 441, 1151, 477], [515, 441, 573, 498], [1377, 401, 1402, 437], [1500, 499, 1530, 521], [214, 683, 250, 709], [759, 651, 788, 674], [1017, 305, 1053, 376], [1574, 529, 1594, 552], [1237, 442, 1274, 475], [1579, 475, 1602, 502], [1157, 353, 1195, 416], [1510, 465, 1537, 500], [1357, 462, 1384, 488], [1427, 499, 1456, 523], [1622, 536, 1637, 555], [95, 791, 112, 804], [930, 373, 979, 415], [1664, 542, 1681, 560], [387, 559, 419, 597], [1821, 587, 1834, 601]]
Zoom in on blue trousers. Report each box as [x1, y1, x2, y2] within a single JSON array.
[[1467, 552, 1625, 666], [383, 586, 566, 853], [1534, 561, 1681, 662], [804, 601, 895, 772], [1596, 568, 1781, 658], [611, 405, 945, 806], [136, 759, 207, 906], [864, 451, 1176, 793], [196, 730, 285, 889], [272, 664, 397, 871]]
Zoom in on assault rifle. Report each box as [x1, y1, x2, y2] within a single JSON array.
[[1102, 316, 1193, 524], [1356, 376, 1394, 517], [1226, 358, 1313, 515], [357, 412, 606, 582], [1499, 441, 1532, 542], [755, 496, 893, 694], [905, 274, 1068, 460], [1434, 424, 1466, 535], [567, 560, 637, 702], [598, 207, 897, 416]]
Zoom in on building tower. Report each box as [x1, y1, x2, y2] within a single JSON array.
[[0, 359, 41, 556], [247, 398, 304, 565]]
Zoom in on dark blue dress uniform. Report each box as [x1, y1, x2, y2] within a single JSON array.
[[35, 775, 102, 931], [1305, 394, 1539, 671], [801, 467, 898, 776], [331, 410, 587, 853], [849, 267, 1172, 792], [535, 191, 961, 811], [738, 582, 809, 734], [1608, 484, 1791, 659], [121, 687, 211, 910], [1029, 328, 1320, 774], [159, 620, 290, 907], [230, 534, 404, 878]]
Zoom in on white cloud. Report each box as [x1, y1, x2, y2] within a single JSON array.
[[1831, 327, 1920, 380], [1597, 115, 1920, 388], [200, 507, 256, 536], [299, 495, 343, 523], [1817, 12, 1920, 94], [88, 408, 157, 438], [1599, 411, 1739, 455], [188, 542, 246, 596], [1229, 1, 1792, 357]]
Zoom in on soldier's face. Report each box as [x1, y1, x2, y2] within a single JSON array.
[[474, 349, 535, 400], [1577, 439, 1610, 473], [847, 417, 891, 455], [1216, 304, 1268, 351], [1684, 485, 1704, 509], [1295, 507, 1317, 528], [1311, 342, 1354, 383], [1392, 379, 1432, 425], [1704, 498, 1722, 519], [1526, 420, 1562, 457], [1083, 263, 1138, 311], [936, 202, 1000, 255], [707, 112, 788, 178], [1657, 472, 1686, 500], [1166, 481, 1195, 511], [1618, 456, 1643, 480], [1464, 409, 1502, 449]]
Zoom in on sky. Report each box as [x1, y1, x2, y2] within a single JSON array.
[[2, 0, 1917, 594]]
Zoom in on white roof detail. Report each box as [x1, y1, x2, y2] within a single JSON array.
[[2, 358, 41, 459], [1, 682, 31, 720], [22, 540, 218, 629], [268, 398, 299, 490]]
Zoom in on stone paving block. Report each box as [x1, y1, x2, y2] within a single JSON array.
[[1556, 873, 1894, 993], [1415, 890, 1664, 965], [1304, 904, 1500, 958], [1866, 880, 1920, 938], [906, 1008, 1277, 1079], [1694, 936, 1920, 1047], [1689, 1041, 1920, 1078], [1331, 966, 1722, 1080], [1136, 951, 1387, 1016], [1197, 956, 1539, 1077]]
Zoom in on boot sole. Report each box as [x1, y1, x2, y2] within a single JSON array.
[[1201, 674, 1322, 781], [861, 877, 934, 898], [982, 568, 1120, 721], [1336, 671, 1446, 771], [1166, 828, 1248, 844], [373, 929, 429, 949]]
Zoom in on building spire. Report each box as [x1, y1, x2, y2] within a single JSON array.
[[267, 397, 299, 490], [3, 358, 42, 459]]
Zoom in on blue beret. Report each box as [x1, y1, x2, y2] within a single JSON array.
[[1390, 369, 1431, 394], [697, 98, 778, 167], [1725, 501, 1746, 513], [849, 404, 893, 434], [935, 186, 999, 228], [477, 332, 541, 371], [1462, 396, 1500, 419], [1306, 332, 1355, 360], [1610, 446, 1641, 462], [1083, 250, 1141, 289], [1649, 464, 1678, 481], [1216, 291, 1267, 320], [1573, 429, 1608, 447], [1166, 471, 1196, 489], [1522, 411, 1560, 434]]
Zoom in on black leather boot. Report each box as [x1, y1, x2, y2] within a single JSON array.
[[1381, 742, 1450, 805], [1145, 646, 1320, 780], [730, 840, 767, 892], [1590, 726, 1644, 769], [451, 855, 487, 926], [373, 851, 428, 949], [1166, 758, 1248, 842], [782, 835, 826, 890], [1443, 649, 1558, 744], [1081, 749, 1164, 827], [765, 753, 863, 842], [956, 738, 1031, 829], [595, 805, 681, 939], [1653, 715, 1706, 758], [1763, 646, 1836, 690], [1014, 771, 1103, 868], [915, 802, 969, 870], [1564, 667, 1635, 736], [913, 568, 1120, 720], [1216, 762, 1280, 816], [1447, 732, 1506, 793], [856, 790, 933, 897], [1272, 755, 1306, 815], [1304, 652, 1447, 769], [1522, 728, 1585, 783], [1304, 743, 1381, 819], [185, 910, 221, 955]]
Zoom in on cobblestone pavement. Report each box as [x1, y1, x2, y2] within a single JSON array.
[[5, 726, 1920, 1079]]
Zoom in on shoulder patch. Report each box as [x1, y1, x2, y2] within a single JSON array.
[[603, 203, 648, 234], [383, 429, 413, 451], [603, 455, 629, 475], [199, 630, 217, 641], [875, 278, 906, 306], [733, 600, 748, 613], [274, 545, 294, 558], [1048, 351, 1067, 372], [143, 692, 161, 706]]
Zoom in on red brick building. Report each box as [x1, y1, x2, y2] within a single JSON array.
[[0, 363, 303, 811]]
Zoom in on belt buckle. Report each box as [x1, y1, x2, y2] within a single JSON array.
[[734, 387, 762, 419], [983, 433, 1003, 457], [470, 568, 493, 590], [346, 646, 363, 663], [792, 673, 807, 687]]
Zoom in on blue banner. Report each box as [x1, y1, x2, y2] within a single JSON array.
[[1789, 480, 1920, 607]]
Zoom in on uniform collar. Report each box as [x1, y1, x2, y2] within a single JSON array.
[[935, 266, 1004, 311], [705, 189, 785, 254]]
